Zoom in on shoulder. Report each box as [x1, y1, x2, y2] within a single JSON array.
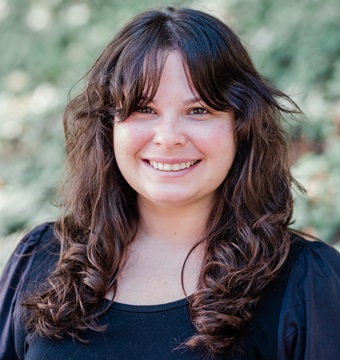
[[284, 232, 340, 310], [21, 221, 57, 250], [1, 222, 60, 290], [277, 233, 340, 359], [3, 221, 58, 259], [22, 222, 60, 285], [0, 222, 60, 360], [1, 222, 59, 280], [288, 232, 340, 285], [0, 220, 60, 308]]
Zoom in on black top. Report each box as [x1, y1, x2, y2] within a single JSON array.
[[1, 223, 340, 359]]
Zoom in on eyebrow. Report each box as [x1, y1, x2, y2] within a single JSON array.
[[149, 97, 203, 105], [184, 97, 203, 104]]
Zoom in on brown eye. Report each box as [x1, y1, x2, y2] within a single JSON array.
[[190, 107, 208, 115], [138, 107, 154, 114]]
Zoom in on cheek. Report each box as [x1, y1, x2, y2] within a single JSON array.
[[113, 121, 151, 163], [197, 123, 236, 157], [113, 125, 129, 154], [113, 125, 137, 182]]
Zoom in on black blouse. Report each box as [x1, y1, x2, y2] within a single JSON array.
[[0, 223, 340, 359]]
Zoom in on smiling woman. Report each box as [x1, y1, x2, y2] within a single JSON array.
[[0, 6, 340, 360]]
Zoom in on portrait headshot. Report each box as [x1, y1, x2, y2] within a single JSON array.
[[0, 1, 339, 359]]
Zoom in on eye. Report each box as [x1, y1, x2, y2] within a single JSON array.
[[189, 107, 209, 115], [137, 106, 155, 114]]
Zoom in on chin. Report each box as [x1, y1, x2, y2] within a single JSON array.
[[138, 190, 193, 206], [151, 196, 193, 207], [140, 189, 215, 209]]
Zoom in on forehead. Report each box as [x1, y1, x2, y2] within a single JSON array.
[[144, 52, 201, 107], [141, 50, 198, 100]]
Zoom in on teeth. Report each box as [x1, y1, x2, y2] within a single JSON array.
[[149, 160, 198, 171]]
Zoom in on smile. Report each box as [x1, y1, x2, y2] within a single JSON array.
[[148, 160, 199, 171]]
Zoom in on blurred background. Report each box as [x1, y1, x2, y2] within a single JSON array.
[[1, 0, 339, 270]]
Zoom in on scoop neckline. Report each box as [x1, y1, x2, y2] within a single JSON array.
[[106, 297, 190, 313]]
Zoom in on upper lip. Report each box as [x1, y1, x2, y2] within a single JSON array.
[[144, 158, 200, 164]]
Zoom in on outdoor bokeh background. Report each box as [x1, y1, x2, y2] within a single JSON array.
[[1, 0, 340, 270]]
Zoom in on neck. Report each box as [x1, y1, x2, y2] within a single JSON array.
[[108, 196, 213, 304], [136, 195, 214, 249]]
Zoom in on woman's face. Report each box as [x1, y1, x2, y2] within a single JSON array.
[[114, 51, 236, 210]]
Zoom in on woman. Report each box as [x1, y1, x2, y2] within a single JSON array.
[[0, 7, 339, 360]]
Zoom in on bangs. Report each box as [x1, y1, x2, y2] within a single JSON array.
[[107, 8, 258, 121], [173, 14, 240, 113], [112, 50, 171, 120], [108, 11, 178, 120], [112, 43, 234, 121]]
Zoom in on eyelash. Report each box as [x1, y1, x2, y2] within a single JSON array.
[[189, 107, 209, 115], [137, 106, 155, 114], [136, 106, 209, 115]]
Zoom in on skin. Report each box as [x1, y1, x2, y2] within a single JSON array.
[[111, 52, 237, 304]]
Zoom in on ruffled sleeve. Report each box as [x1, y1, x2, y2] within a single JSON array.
[[278, 239, 340, 359], [0, 223, 59, 360]]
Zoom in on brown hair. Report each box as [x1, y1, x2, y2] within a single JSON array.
[[24, 7, 302, 354]]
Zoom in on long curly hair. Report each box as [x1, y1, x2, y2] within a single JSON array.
[[23, 7, 302, 355]]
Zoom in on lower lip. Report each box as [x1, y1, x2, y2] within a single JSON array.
[[143, 160, 201, 177]]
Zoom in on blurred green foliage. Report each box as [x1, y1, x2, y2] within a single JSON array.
[[0, 0, 339, 269], [226, 0, 340, 243]]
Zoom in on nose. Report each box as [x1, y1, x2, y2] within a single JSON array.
[[153, 114, 186, 147]]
